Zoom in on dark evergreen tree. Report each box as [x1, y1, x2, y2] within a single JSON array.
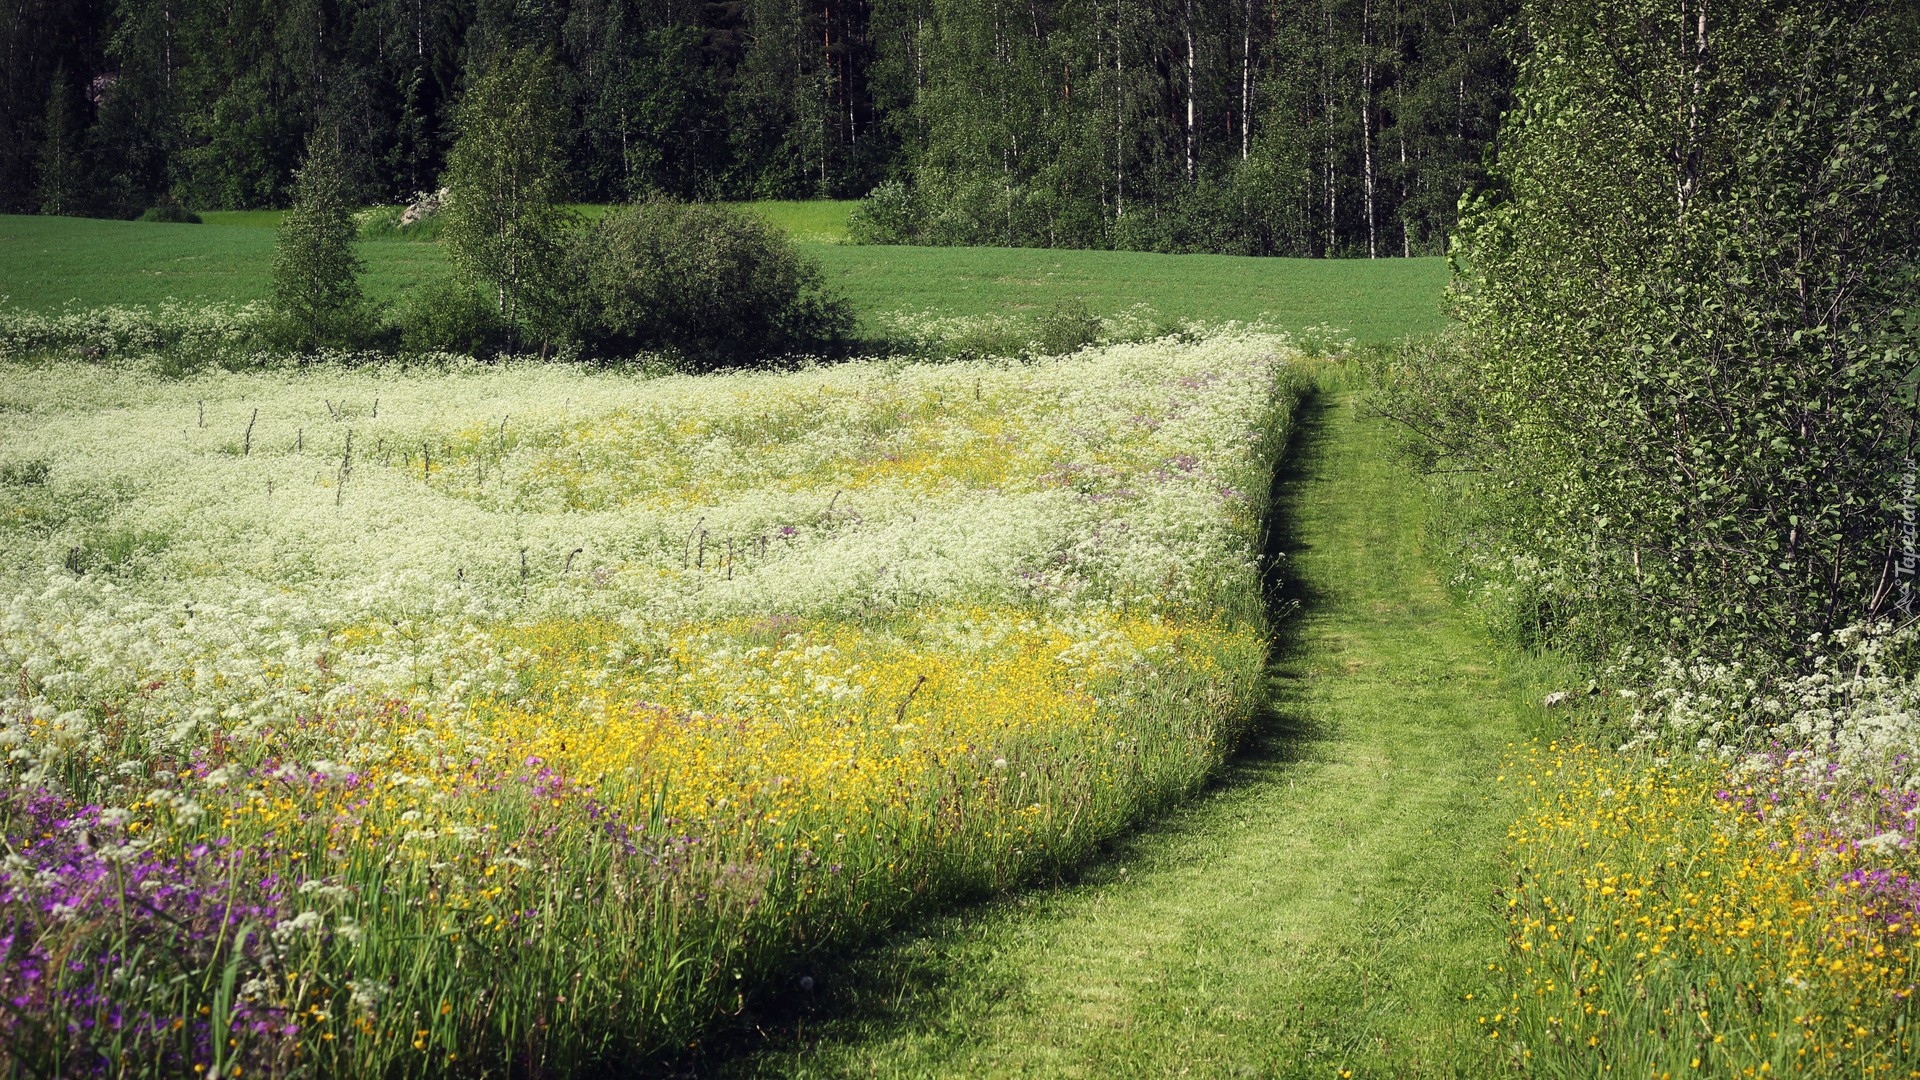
[[7, 0, 1515, 253], [0, 0, 108, 212]]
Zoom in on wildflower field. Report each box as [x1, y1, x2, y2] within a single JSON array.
[[0, 333, 1305, 1075], [1495, 740, 1920, 1076]]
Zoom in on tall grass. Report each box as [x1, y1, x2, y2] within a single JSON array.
[[0, 335, 1308, 1074], [1495, 742, 1920, 1076]]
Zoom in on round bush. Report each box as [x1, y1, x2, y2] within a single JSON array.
[[136, 203, 202, 224], [396, 278, 507, 356], [568, 201, 853, 367]]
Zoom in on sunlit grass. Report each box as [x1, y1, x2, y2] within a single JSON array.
[[1494, 741, 1920, 1076], [0, 212, 1447, 342], [0, 336, 1304, 1075]]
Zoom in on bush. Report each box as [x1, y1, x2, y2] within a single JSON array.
[[846, 180, 922, 244], [395, 279, 507, 356], [0, 303, 267, 367], [135, 203, 201, 224], [567, 201, 853, 366], [1033, 299, 1101, 356]]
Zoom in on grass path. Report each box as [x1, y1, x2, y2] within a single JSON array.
[[699, 385, 1569, 1078]]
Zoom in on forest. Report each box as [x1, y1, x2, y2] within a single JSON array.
[[1, 0, 1513, 256]]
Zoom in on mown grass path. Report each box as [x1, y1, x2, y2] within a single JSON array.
[[700, 386, 1568, 1079]]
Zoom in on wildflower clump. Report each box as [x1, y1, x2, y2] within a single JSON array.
[[0, 332, 1306, 1074], [1492, 742, 1920, 1075]]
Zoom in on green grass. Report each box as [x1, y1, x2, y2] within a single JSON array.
[[0, 212, 1446, 343], [813, 246, 1447, 343], [739, 199, 856, 242], [692, 385, 1574, 1078], [196, 210, 289, 228], [0, 215, 446, 313]]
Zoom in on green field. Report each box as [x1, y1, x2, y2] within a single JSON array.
[[0, 210, 1448, 343], [204, 199, 859, 241]]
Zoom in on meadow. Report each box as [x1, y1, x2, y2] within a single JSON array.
[[0, 333, 1306, 1074], [1494, 737, 1920, 1077], [0, 212, 1448, 344]]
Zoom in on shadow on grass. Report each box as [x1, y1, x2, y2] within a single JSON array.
[[645, 391, 1340, 1080]]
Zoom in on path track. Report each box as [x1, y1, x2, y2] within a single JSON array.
[[710, 388, 1565, 1078]]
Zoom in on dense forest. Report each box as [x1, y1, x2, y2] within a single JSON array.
[[0, 0, 1514, 256]]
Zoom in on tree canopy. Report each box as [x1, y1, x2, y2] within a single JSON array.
[[4, 0, 1515, 257]]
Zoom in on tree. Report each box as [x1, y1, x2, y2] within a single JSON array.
[[271, 130, 367, 347], [853, 0, 1514, 255], [0, 0, 107, 212], [35, 66, 87, 215], [1393, 0, 1920, 676], [440, 46, 574, 347]]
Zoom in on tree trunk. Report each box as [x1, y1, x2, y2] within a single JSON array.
[[1115, 0, 1125, 219], [1361, 0, 1376, 259], [1241, 0, 1252, 161], [1185, 0, 1196, 183], [1323, 0, 1336, 255]]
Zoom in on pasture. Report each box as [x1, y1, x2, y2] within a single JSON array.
[[0, 212, 1448, 343]]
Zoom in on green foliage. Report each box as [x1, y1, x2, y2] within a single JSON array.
[[2, 2, 1508, 256], [440, 48, 575, 347], [394, 278, 506, 356], [0, 302, 269, 370], [857, 0, 1512, 256], [177, 71, 294, 211], [1033, 298, 1102, 356], [1374, 1, 1920, 678], [1, 212, 1455, 342], [270, 133, 368, 349], [34, 66, 86, 217], [845, 180, 920, 245], [567, 201, 854, 366], [135, 203, 201, 224], [0, 459, 52, 487]]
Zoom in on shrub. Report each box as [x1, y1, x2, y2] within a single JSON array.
[[394, 278, 507, 356], [1033, 299, 1101, 356], [846, 180, 923, 244], [135, 203, 201, 224], [0, 303, 267, 367], [567, 200, 853, 366], [874, 303, 1179, 362]]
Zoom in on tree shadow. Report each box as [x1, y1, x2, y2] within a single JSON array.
[[638, 391, 1340, 1079]]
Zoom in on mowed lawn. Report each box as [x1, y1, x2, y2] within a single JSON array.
[[0, 209, 1448, 343]]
